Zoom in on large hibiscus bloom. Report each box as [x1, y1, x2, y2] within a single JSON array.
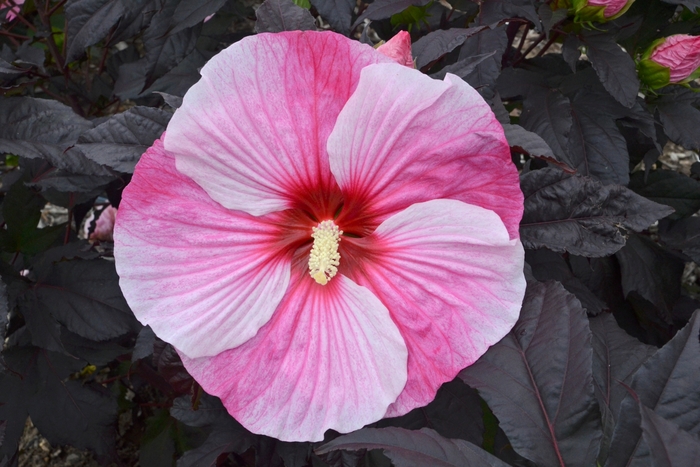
[[114, 31, 526, 442]]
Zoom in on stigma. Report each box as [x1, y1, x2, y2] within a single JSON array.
[[308, 220, 342, 285]]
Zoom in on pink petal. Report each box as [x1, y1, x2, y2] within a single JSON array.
[[328, 64, 522, 239], [179, 269, 408, 442], [376, 31, 414, 68], [114, 136, 293, 358], [165, 31, 393, 217], [343, 199, 525, 417]]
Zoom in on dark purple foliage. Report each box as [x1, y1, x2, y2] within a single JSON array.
[[0, 0, 698, 465]]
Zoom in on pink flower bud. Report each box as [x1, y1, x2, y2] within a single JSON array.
[[376, 31, 414, 68], [585, 0, 629, 17], [571, 0, 634, 23], [649, 34, 700, 83], [90, 206, 118, 242]]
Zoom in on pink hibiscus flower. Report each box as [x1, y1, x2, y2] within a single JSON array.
[[114, 31, 525, 442]]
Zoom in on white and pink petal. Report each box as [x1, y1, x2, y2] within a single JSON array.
[[180, 269, 408, 442], [166, 31, 394, 217], [343, 199, 525, 417], [114, 137, 291, 358], [328, 63, 523, 239]]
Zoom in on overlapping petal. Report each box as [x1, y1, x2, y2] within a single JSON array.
[[180, 269, 408, 442], [114, 137, 292, 358], [342, 199, 525, 417], [328, 64, 523, 239], [165, 31, 393, 217]]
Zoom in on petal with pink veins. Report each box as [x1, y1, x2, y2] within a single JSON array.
[[328, 64, 523, 239], [345, 199, 525, 417], [180, 270, 408, 442], [114, 137, 292, 358], [165, 31, 393, 217]]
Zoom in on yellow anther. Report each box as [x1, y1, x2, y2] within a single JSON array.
[[308, 220, 342, 285]]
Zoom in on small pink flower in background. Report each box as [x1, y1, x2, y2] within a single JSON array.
[[3, 0, 24, 21], [114, 31, 525, 441], [91, 206, 118, 242], [377, 31, 414, 68], [650, 34, 700, 83]]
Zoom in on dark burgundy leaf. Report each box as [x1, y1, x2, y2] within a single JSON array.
[[0, 347, 117, 460], [615, 234, 685, 324], [0, 282, 6, 344], [133, 325, 156, 361], [640, 405, 700, 466], [590, 313, 657, 420], [171, 0, 228, 34], [309, 0, 354, 35], [502, 123, 556, 159], [172, 394, 257, 466], [629, 170, 700, 219], [65, 0, 127, 63], [354, 0, 431, 26], [567, 90, 630, 185], [412, 27, 485, 70], [526, 249, 606, 315], [520, 87, 572, 162], [659, 217, 700, 263], [59, 329, 130, 367], [140, 410, 177, 467], [14, 42, 45, 71], [116, 48, 208, 100], [255, 0, 317, 33], [580, 32, 639, 109], [606, 311, 700, 467], [520, 168, 673, 256], [562, 35, 581, 72], [430, 51, 497, 80], [154, 92, 183, 109], [589, 313, 656, 465], [0, 58, 28, 78], [110, 0, 159, 44], [538, 4, 567, 37], [73, 107, 170, 173], [30, 241, 99, 271], [0, 179, 64, 255], [459, 281, 601, 467], [655, 89, 700, 150], [458, 26, 508, 98], [138, 0, 202, 91], [480, 0, 541, 31], [156, 344, 195, 395], [317, 427, 509, 467], [0, 98, 95, 163], [27, 258, 138, 341], [658, 0, 700, 14], [18, 297, 65, 352], [376, 378, 484, 445]]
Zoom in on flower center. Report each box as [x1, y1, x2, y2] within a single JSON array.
[[308, 220, 342, 285]]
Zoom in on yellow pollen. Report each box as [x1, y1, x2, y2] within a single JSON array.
[[308, 220, 342, 285]]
